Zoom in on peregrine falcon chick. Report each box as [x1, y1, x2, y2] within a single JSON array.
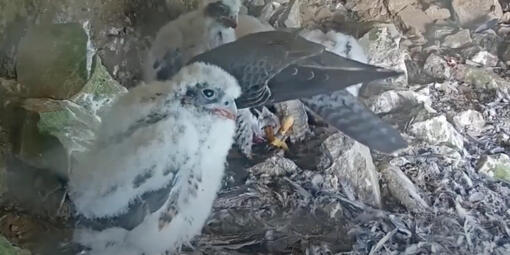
[[68, 62, 241, 255], [144, 0, 241, 82], [299, 29, 369, 97]]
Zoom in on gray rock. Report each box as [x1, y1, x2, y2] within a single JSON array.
[[451, 0, 503, 26], [386, 0, 415, 14], [442, 29, 472, 48], [365, 86, 435, 130], [426, 25, 457, 41], [382, 164, 429, 212], [369, 88, 435, 115], [359, 23, 408, 87], [454, 65, 510, 95], [0, 78, 21, 99], [424, 5, 451, 21], [503, 12, 510, 23], [0, 1, 28, 43], [16, 23, 88, 100], [469, 50, 499, 67], [453, 110, 486, 136], [409, 115, 465, 150], [472, 30, 502, 55], [460, 45, 485, 62], [395, 4, 434, 33], [283, 0, 301, 28], [477, 154, 510, 182], [423, 53, 452, 80], [319, 133, 381, 208], [264, 0, 302, 28], [248, 155, 299, 184], [299, 0, 338, 29], [343, 0, 390, 21], [259, 2, 281, 21], [502, 0, 510, 12], [500, 43, 510, 63]]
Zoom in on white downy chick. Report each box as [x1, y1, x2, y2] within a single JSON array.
[[299, 29, 369, 97], [69, 62, 241, 255], [144, 0, 242, 82]]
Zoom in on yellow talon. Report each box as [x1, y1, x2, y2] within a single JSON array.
[[263, 116, 294, 151], [279, 116, 294, 136], [270, 137, 289, 150]]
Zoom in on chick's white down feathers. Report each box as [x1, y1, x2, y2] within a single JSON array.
[[69, 62, 241, 254], [299, 29, 368, 97], [144, 0, 241, 82], [70, 62, 240, 217]]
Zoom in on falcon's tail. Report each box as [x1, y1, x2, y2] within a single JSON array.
[[301, 90, 407, 153]]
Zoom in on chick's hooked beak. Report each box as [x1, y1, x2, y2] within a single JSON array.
[[213, 99, 237, 121], [220, 15, 238, 28]]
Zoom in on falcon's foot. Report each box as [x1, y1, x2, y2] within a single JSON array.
[[265, 116, 294, 151]]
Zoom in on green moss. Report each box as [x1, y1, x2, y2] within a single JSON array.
[[75, 55, 127, 111], [15, 54, 126, 174], [494, 164, 510, 182], [0, 235, 31, 255]]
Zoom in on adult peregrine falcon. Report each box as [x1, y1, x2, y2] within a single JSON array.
[[188, 30, 407, 153]]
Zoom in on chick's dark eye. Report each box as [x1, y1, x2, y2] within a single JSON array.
[[202, 89, 215, 98]]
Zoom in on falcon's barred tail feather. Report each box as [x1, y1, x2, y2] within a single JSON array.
[[302, 90, 408, 153]]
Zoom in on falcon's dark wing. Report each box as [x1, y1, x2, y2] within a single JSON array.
[[189, 31, 401, 109], [189, 31, 325, 108], [301, 90, 407, 153], [268, 51, 401, 103], [187, 30, 407, 153]]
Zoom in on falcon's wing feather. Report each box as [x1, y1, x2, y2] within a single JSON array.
[[266, 51, 402, 104], [189, 30, 324, 108], [301, 90, 407, 153]]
